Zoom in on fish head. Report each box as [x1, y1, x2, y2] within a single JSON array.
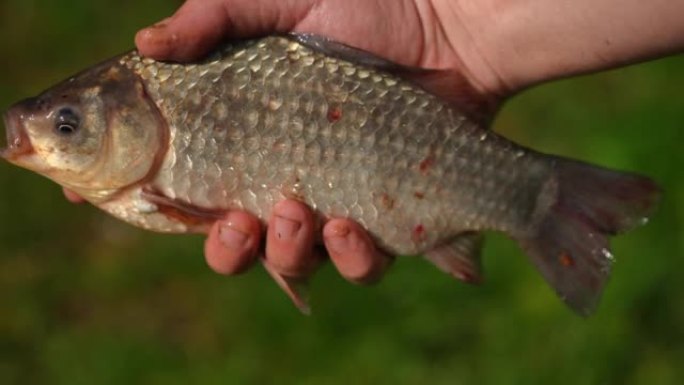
[[2, 56, 166, 203]]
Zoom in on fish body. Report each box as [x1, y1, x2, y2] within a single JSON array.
[[118, 37, 548, 252], [1, 35, 659, 315]]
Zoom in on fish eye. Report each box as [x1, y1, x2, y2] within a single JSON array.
[[54, 107, 80, 136]]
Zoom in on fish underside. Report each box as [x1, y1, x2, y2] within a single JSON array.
[[1, 34, 660, 316]]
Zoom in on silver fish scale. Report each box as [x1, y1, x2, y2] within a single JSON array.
[[122, 36, 551, 255]]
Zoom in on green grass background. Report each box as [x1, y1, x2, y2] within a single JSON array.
[[0, 1, 682, 384]]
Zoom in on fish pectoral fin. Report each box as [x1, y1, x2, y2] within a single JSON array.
[[262, 259, 311, 315], [424, 232, 484, 284], [290, 33, 496, 124]]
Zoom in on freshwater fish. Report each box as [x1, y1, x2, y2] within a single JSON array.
[[1, 35, 660, 315]]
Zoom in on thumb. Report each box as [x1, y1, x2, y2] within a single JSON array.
[[135, 0, 316, 62]]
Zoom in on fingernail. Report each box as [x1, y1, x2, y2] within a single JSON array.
[[274, 216, 301, 239], [330, 223, 350, 237], [325, 225, 351, 253], [219, 224, 248, 249], [150, 17, 172, 29]]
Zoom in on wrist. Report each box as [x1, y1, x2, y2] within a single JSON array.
[[428, 0, 514, 97], [434, 0, 684, 95]]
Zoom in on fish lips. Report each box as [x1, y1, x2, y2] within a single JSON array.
[[1, 107, 34, 161]]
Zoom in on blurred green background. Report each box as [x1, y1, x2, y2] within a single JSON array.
[[0, 1, 682, 384]]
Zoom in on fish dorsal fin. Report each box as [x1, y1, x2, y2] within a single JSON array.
[[292, 33, 408, 70], [424, 232, 484, 284], [291, 33, 497, 124]]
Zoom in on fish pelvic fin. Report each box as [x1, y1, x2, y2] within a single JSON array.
[[262, 259, 311, 315], [519, 157, 660, 316]]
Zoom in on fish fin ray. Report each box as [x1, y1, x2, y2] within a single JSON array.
[[424, 232, 484, 284], [262, 259, 311, 315], [519, 158, 660, 316], [141, 186, 225, 229], [291, 33, 406, 70]]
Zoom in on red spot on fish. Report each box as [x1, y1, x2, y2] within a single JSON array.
[[380, 193, 395, 210], [559, 252, 574, 267], [414, 191, 425, 199], [412, 224, 426, 243], [419, 155, 435, 174], [327, 106, 342, 123]]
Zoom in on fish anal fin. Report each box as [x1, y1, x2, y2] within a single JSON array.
[[424, 232, 484, 284], [291, 33, 497, 124]]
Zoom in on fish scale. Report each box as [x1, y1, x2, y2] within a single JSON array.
[[2, 34, 659, 315], [122, 36, 537, 254]]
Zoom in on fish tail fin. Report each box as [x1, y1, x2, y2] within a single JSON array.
[[518, 158, 660, 316]]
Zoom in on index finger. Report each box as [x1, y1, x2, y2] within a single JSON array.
[[135, 0, 315, 61]]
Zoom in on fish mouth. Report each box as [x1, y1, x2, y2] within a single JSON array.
[[1, 108, 34, 161]]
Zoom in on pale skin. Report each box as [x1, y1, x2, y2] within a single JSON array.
[[67, 0, 684, 284]]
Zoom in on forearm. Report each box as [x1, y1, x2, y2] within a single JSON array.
[[437, 0, 684, 93]]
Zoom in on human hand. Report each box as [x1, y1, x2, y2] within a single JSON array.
[[136, 0, 684, 105], [64, 187, 389, 311]]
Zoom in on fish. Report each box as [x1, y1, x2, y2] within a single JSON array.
[[1, 34, 660, 316]]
